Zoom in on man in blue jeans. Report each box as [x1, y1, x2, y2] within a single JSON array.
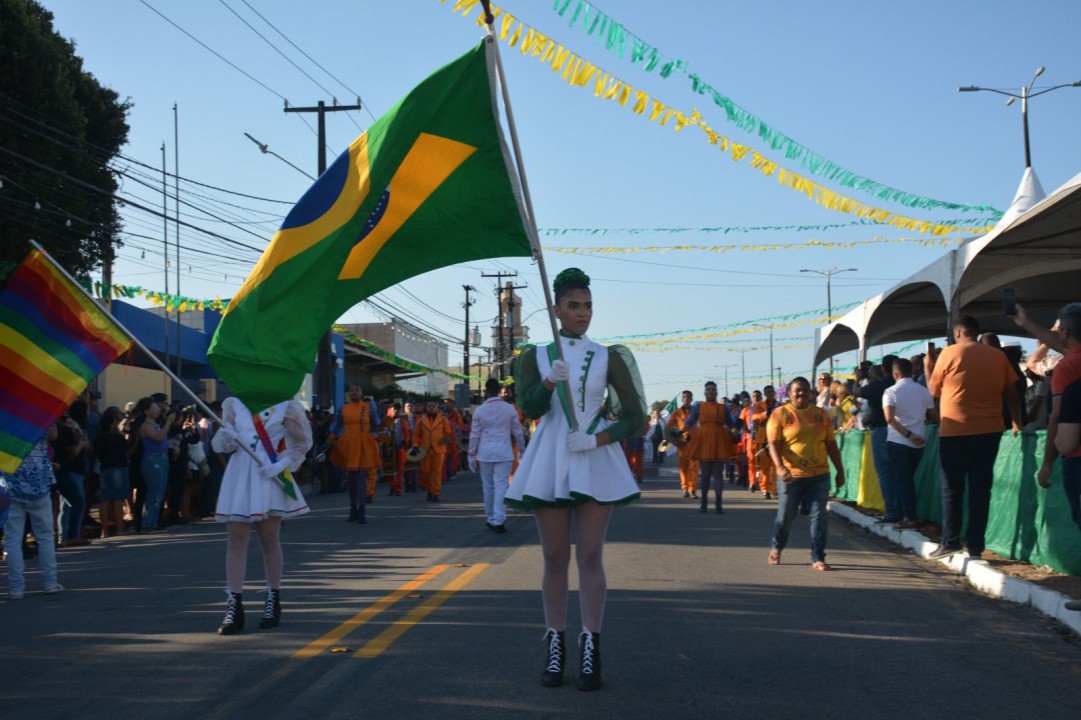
[[859, 355, 898, 522], [765, 377, 846, 570], [883, 358, 937, 529], [2, 434, 64, 599]]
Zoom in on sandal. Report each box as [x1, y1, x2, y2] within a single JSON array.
[[811, 561, 831, 571], [767, 550, 781, 565]]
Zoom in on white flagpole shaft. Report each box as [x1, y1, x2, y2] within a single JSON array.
[[481, 19, 579, 431], [29, 241, 267, 468]]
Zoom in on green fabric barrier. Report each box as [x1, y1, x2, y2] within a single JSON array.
[[835, 426, 1080, 577], [831, 430, 864, 503]]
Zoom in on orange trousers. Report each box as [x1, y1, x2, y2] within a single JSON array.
[[626, 448, 644, 481], [388, 449, 405, 492], [755, 447, 777, 495], [745, 443, 758, 489], [678, 455, 699, 493], [421, 451, 446, 496]]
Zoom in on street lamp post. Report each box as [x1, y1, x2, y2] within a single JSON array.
[[753, 324, 775, 388], [800, 266, 858, 374], [715, 363, 736, 398], [959, 68, 1081, 169], [730, 348, 752, 394]]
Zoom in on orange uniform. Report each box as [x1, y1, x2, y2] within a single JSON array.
[[412, 413, 454, 497], [444, 407, 464, 477], [667, 406, 699, 494], [381, 413, 411, 493], [752, 400, 778, 495], [739, 405, 756, 489], [508, 402, 525, 481], [684, 403, 737, 461], [330, 402, 380, 469]]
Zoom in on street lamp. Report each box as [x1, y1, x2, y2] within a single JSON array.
[[959, 67, 1081, 169], [730, 348, 752, 394], [753, 324, 775, 388], [800, 266, 858, 374], [715, 363, 736, 398]]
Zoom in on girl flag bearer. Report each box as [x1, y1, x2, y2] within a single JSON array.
[[212, 397, 311, 635], [505, 268, 647, 691]]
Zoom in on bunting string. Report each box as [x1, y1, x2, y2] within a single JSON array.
[[445, 0, 990, 238], [539, 217, 993, 236], [544, 234, 974, 255], [76, 281, 483, 382], [597, 302, 859, 341], [629, 343, 811, 353], [547, 0, 1002, 217]]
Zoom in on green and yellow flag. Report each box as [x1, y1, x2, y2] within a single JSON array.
[[209, 40, 533, 410]]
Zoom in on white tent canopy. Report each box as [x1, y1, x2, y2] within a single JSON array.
[[814, 168, 1081, 367]]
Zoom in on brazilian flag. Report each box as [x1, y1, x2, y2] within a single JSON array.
[[209, 40, 533, 410]]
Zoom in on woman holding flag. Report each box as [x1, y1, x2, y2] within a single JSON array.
[[211, 397, 312, 635], [506, 268, 647, 691]]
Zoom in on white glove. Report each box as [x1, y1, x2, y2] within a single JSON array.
[[217, 425, 238, 443], [467, 455, 478, 472], [545, 359, 570, 384], [260, 458, 292, 480], [567, 430, 597, 453]]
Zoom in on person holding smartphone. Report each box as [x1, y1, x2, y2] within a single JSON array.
[[1011, 301, 1081, 535]]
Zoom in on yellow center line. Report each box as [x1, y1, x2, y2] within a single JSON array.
[[293, 564, 450, 658], [354, 563, 489, 658]]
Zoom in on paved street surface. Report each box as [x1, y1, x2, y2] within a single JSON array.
[[3, 464, 1080, 720]]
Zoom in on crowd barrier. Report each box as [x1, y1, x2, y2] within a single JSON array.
[[830, 426, 1080, 576]]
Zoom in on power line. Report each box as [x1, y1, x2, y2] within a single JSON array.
[[0, 145, 266, 254], [0, 98, 295, 204], [239, 0, 378, 125], [218, 0, 337, 98], [138, 0, 287, 101]]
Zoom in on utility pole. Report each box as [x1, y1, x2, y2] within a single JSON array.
[[800, 266, 857, 374], [174, 103, 182, 383], [284, 99, 362, 410], [462, 285, 476, 376], [481, 271, 527, 381], [161, 143, 170, 374]]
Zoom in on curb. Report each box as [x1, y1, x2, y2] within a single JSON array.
[[828, 501, 1081, 638]]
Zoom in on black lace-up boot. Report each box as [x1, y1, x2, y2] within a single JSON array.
[[259, 589, 281, 629], [577, 630, 602, 691], [540, 629, 565, 687], [218, 592, 245, 635]]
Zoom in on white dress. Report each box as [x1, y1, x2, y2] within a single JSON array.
[[212, 398, 312, 522], [505, 334, 645, 510]]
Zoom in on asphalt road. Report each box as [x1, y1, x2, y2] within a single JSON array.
[[3, 464, 1080, 720]]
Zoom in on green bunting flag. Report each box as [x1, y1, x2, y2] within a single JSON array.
[[209, 40, 533, 410]]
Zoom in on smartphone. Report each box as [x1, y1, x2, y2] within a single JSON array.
[[926, 341, 936, 355], [1002, 288, 1017, 316]]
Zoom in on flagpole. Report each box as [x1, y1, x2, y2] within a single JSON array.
[[480, 2, 578, 431], [29, 240, 270, 472]]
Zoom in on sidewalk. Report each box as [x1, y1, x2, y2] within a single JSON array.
[[829, 500, 1081, 638], [646, 459, 1081, 638]]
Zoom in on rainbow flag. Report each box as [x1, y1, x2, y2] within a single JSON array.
[[0, 250, 132, 472]]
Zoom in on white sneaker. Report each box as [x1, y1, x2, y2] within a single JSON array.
[[7, 591, 24, 600], [43, 584, 65, 595]]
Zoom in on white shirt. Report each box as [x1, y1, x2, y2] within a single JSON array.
[[468, 397, 524, 462], [883, 377, 935, 448]]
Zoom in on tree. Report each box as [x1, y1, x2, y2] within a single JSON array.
[[0, 0, 130, 279]]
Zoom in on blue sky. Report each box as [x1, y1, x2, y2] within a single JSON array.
[[39, 0, 1081, 402]]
